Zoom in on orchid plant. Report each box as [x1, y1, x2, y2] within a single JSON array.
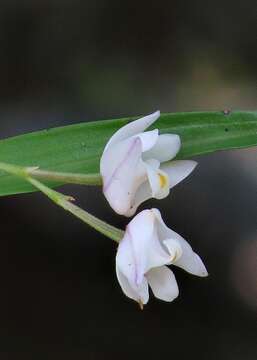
[[0, 109, 256, 308]]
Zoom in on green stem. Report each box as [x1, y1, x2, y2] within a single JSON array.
[[27, 168, 102, 186], [28, 177, 123, 242], [0, 161, 123, 243], [0, 162, 29, 177]]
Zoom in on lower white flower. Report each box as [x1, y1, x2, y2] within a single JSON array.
[[116, 208, 208, 307]]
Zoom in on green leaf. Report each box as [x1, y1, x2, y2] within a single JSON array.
[[0, 110, 256, 197]]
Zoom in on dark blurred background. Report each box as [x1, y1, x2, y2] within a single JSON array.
[[2, 1, 257, 359]]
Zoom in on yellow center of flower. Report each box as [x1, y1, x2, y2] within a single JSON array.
[[158, 173, 167, 188]]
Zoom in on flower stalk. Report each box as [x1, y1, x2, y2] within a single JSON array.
[[0, 161, 123, 243], [27, 167, 102, 186]]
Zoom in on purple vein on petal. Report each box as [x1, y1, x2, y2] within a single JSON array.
[[103, 138, 141, 193]]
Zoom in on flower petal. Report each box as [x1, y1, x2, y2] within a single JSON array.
[[143, 134, 181, 162], [126, 210, 171, 275], [116, 266, 140, 302], [116, 231, 138, 285], [174, 242, 208, 277], [135, 276, 149, 305], [101, 137, 145, 215], [116, 267, 149, 305], [151, 208, 208, 277], [104, 110, 160, 152], [146, 266, 179, 302], [135, 129, 159, 152], [126, 181, 152, 216], [163, 231, 208, 277], [160, 160, 197, 189], [151, 208, 174, 241], [115, 214, 152, 290]]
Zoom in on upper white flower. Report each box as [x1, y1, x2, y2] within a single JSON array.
[[116, 208, 208, 307], [100, 111, 197, 216]]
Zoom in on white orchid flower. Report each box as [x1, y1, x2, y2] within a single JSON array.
[[116, 208, 208, 307], [100, 110, 197, 216]]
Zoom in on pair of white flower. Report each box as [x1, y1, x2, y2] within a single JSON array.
[[100, 111, 208, 307]]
